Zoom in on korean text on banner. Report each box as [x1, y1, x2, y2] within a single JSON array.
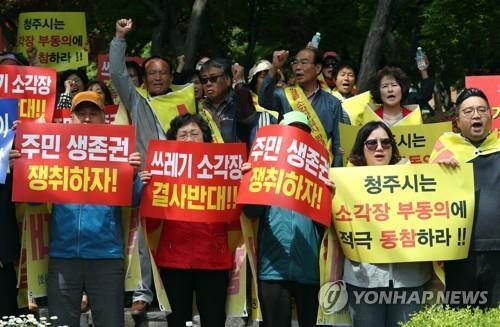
[[140, 141, 246, 222], [97, 54, 144, 81], [237, 125, 332, 226], [0, 98, 18, 183], [16, 12, 88, 71], [25, 205, 51, 298], [465, 75, 500, 136], [340, 122, 452, 165], [0, 65, 56, 122], [331, 163, 475, 263], [12, 123, 135, 205]]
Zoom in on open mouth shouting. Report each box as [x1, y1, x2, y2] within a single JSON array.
[[470, 121, 484, 134]]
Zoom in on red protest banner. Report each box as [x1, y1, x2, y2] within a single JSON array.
[[465, 76, 500, 106], [237, 125, 332, 226], [0, 65, 56, 122], [52, 109, 71, 124], [12, 122, 135, 205], [465, 76, 500, 135], [97, 54, 144, 81], [104, 104, 119, 123], [140, 141, 246, 222], [53, 104, 119, 124]]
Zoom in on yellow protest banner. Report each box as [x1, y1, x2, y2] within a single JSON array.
[[141, 219, 172, 313], [16, 12, 88, 71], [240, 215, 262, 321], [137, 83, 196, 132], [122, 208, 142, 292], [316, 227, 351, 325], [341, 91, 373, 125], [340, 122, 452, 165], [25, 205, 51, 298], [331, 163, 475, 263], [225, 239, 248, 317], [17, 212, 28, 308]]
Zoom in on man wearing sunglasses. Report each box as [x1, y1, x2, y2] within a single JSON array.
[[321, 51, 339, 90], [259, 47, 343, 167], [430, 87, 500, 308], [199, 58, 258, 144]]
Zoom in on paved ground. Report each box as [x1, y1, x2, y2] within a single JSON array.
[[40, 307, 301, 326], [40, 308, 261, 326], [124, 311, 262, 327]]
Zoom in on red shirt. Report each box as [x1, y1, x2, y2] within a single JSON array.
[[146, 219, 233, 270]]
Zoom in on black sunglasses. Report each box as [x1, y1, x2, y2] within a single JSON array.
[[364, 138, 392, 151], [200, 74, 225, 84]]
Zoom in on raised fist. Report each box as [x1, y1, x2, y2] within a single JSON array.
[[272, 50, 289, 69], [232, 63, 245, 83], [116, 19, 133, 39]]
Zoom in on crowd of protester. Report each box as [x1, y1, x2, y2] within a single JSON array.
[[0, 16, 499, 327]]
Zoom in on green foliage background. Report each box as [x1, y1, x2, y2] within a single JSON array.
[[1, 0, 499, 89]]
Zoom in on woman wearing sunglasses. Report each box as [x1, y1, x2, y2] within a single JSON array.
[[343, 121, 431, 327]]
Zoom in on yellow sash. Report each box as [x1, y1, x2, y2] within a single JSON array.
[[317, 73, 331, 92], [283, 86, 333, 162], [251, 92, 279, 120], [198, 108, 224, 143], [429, 132, 500, 163], [331, 89, 344, 102], [136, 83, 196, 132]]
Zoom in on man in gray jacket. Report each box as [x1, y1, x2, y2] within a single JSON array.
[[110, 18, 173, 316], [110, 18, 173, 157]]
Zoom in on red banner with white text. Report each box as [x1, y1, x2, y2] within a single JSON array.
[[140, 141, 246, 222], [13, 122, 135, 205], [237, 125, 332, 226], [97, 54, 144, 81], [0, 65, 56, 122]]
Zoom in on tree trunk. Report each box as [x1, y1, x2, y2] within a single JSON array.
[[142, 0, 165, 57], [165, 0, 183, 57], [202, 2, 226, 58], [385, 30, 399, 64], [184, 0, 208, 70], [244, 0, 259, 71], [357, 0, 393, 92]]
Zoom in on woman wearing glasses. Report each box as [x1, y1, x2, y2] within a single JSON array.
[[343, 121, 431, 327], [140, 114, 232, 327]]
